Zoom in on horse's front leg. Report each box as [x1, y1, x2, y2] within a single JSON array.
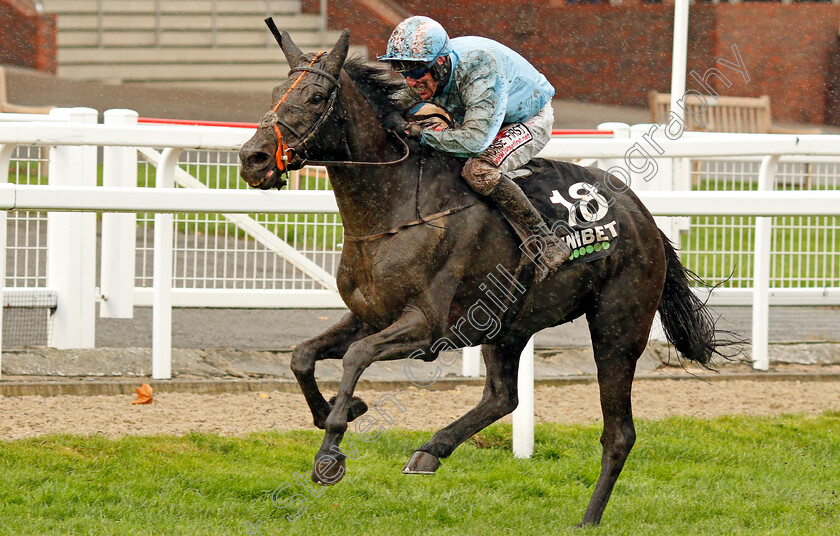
[[403, 338, 527, 474], [311, 308, 434, 485], [291, 312, 377, 429]]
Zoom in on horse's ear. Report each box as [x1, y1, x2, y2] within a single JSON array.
[[280, 30, 305, 67], [323, 29, 350, 77]]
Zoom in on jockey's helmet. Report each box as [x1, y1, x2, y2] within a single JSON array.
[[378, 16, 452, 66]]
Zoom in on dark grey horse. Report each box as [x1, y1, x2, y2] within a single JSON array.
[[239, 28, 730, 526]]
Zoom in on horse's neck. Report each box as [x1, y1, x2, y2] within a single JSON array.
[[326, 80, 419, 237], [326, 76, 477, 238]]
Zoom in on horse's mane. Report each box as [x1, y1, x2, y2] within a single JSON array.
[[343, 57, 412, 121]]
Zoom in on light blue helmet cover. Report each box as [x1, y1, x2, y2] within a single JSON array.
[[378, 16, 452, 63]]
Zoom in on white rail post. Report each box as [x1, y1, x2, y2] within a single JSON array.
[[629, 124, 671, 342], [669, 0, 689, 126], [0, 143, 16, 377], [462, 346, 482, 377], [319, 0, 328, 49], [47, 107, 98, 349], [668, 0, 691, 251], [512, 336, 535, 458], [752, 155, 779, 371], [152, 147, 182, 379], [100, 109, 138, 318]]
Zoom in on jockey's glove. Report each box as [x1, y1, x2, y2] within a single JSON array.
[[416, 117, 449, 131], [404, 122, 424, 140], [381, 110, 407, 134]]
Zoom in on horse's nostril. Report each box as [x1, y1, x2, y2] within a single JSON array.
[[247, 152, 271, 168]]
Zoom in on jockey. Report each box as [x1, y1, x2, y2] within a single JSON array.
[[379, 16, 570, 281]]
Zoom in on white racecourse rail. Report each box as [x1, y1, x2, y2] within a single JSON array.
[[3, 109, 840, 457]]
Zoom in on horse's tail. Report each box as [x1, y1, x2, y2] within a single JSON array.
[[656, 230, 737, 367]]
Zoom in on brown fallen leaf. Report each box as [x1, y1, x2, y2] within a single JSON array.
[[132, 382, 153, 405]]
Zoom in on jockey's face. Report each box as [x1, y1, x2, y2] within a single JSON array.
[[404, 56, 445, 100], [405, 71, 437, 100]]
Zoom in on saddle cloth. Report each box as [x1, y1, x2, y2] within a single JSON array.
[[511, 158, 620, 265]]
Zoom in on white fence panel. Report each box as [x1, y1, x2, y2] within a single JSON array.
[[3, 112, 840, 378]]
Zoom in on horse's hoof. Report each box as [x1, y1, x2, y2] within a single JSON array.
[[402, 450, 440, 475], [311, 454, 346, 486], [328, 395, 368, 422]]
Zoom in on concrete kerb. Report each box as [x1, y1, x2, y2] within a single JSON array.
[[2, 342, 840, 397], [3, 371, 840, 398]]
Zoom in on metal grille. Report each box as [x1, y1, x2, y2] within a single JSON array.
[[682, 157, 840, 289], [4, 146, 51, 348], [6, 146, 48, 288], [2, 289, 57, 347], [136, 149, 342, 290]]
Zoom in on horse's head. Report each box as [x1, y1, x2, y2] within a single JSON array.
[[239, 29, 350, 189]]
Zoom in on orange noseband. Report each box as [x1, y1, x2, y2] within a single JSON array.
[[269, 52, 325, 173]]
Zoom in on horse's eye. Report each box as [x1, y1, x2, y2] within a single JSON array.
[[311, 94, 325, 104]]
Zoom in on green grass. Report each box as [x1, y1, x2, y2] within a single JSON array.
[[2, 414, 840, 535]]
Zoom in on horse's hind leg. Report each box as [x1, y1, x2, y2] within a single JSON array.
[[404, 338, 527, 473], [291, 312, 376, 429], [577, 292, 659, 527]]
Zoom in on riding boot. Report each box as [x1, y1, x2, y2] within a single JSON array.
[[487, 175, 571, 283]]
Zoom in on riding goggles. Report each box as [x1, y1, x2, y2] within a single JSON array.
[[390, 59, 436, 79]]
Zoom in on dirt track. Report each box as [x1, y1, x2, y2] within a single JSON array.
[[2, 376, 840, 440]]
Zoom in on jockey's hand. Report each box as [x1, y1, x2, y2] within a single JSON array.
[[417, 117, 449, 131], [404, 122, 424, 140], [381, 111, 407, 135]]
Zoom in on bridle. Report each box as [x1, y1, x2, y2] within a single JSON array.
[[260, 52, 332, 173], [260, 52, 409, 176]]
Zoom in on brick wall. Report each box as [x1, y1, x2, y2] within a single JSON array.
[[300, 0, 397, 62], [3, 1, 836, 123], [392, 2, 718, 109], [0, 0, 56, 73], [714, 5, 840, 125], [303, 1, 840, 125]]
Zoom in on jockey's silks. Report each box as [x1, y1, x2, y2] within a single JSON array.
[[419, 36, 555, 158]]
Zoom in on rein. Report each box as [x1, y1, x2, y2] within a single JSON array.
[[301, 134, 410, 168], [342, 143, 477, 243]]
